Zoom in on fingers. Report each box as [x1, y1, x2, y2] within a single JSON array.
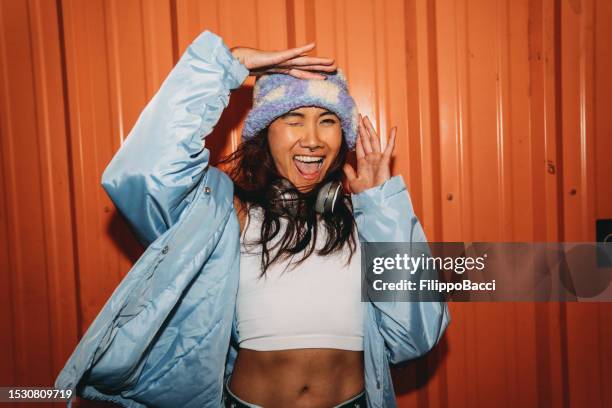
[[278, 63, 337, 73], [276, 43, 316, 62], [273, 62, 337, 72], [363, 116, 380, 154], [275, 65, 336, 80], [277, 56, 335, 68], [291, 42, 316, 55], [257, 65, 335, 80], [243, 42, 336, 75], [258, 67, 326, 80], [287, 68, 326, 80], [358, 116, 373, 155], [343, 163, 357, 182], [294, 64, 337, 72], [271, 42, 333, 67], [355, 133, 366, 160], [383, 127, 396, 161], [250, 42, 337, 79]]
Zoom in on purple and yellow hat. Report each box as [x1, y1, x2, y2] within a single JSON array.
[[241, 70, 358, 150]]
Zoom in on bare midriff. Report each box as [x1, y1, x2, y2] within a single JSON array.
[[229, 348, 365, 408]]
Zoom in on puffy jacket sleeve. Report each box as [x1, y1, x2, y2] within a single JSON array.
[[101, 30, 249, 247], [351, 175, 451, 365]]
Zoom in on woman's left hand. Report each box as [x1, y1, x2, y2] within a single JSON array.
[[343, 115, 396, 194]]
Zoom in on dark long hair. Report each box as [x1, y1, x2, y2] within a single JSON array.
[[217, 130, 357, 278]]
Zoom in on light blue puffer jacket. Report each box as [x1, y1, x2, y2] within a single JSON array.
[[54, 30, 450, 408]]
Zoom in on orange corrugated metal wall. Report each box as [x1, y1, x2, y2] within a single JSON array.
[[0, 0, 611, 407]]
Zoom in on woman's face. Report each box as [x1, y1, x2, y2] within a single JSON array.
[[267, 106, 342, 191]]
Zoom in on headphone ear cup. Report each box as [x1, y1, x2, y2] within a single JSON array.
[[315, 180, 343, 214]]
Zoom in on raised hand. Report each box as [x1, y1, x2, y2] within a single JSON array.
[[230, 43, 336, 80], [343, 115, 396, 194]]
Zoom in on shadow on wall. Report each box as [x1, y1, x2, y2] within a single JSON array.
[[209, 84, 254, 167], [391, 335, 449, 395], [106, 212, 144, 266]]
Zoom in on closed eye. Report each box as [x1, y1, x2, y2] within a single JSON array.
[[320, 118, 337, 125]]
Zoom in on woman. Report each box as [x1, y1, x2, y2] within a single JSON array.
[[55, 30, 450, 408], [221, 42, 394, 407]]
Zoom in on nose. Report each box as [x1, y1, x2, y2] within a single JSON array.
[[299, 125, 324, 151]]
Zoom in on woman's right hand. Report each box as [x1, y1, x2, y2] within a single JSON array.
[[230, 43, 336, 80]]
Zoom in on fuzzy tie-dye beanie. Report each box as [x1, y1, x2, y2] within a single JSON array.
[[241, 70, 358, 150]]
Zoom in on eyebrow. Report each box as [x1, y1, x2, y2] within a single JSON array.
[[280, 110, 336, 120], [280, 112, 305, 119]]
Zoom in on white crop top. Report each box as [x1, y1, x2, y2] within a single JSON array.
[[236, 206, 364, 351]]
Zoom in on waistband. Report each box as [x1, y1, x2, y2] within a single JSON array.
[[222, 375, 367, 408]]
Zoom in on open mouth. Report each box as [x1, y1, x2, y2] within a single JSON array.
[[293, 155, 325, 180]]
